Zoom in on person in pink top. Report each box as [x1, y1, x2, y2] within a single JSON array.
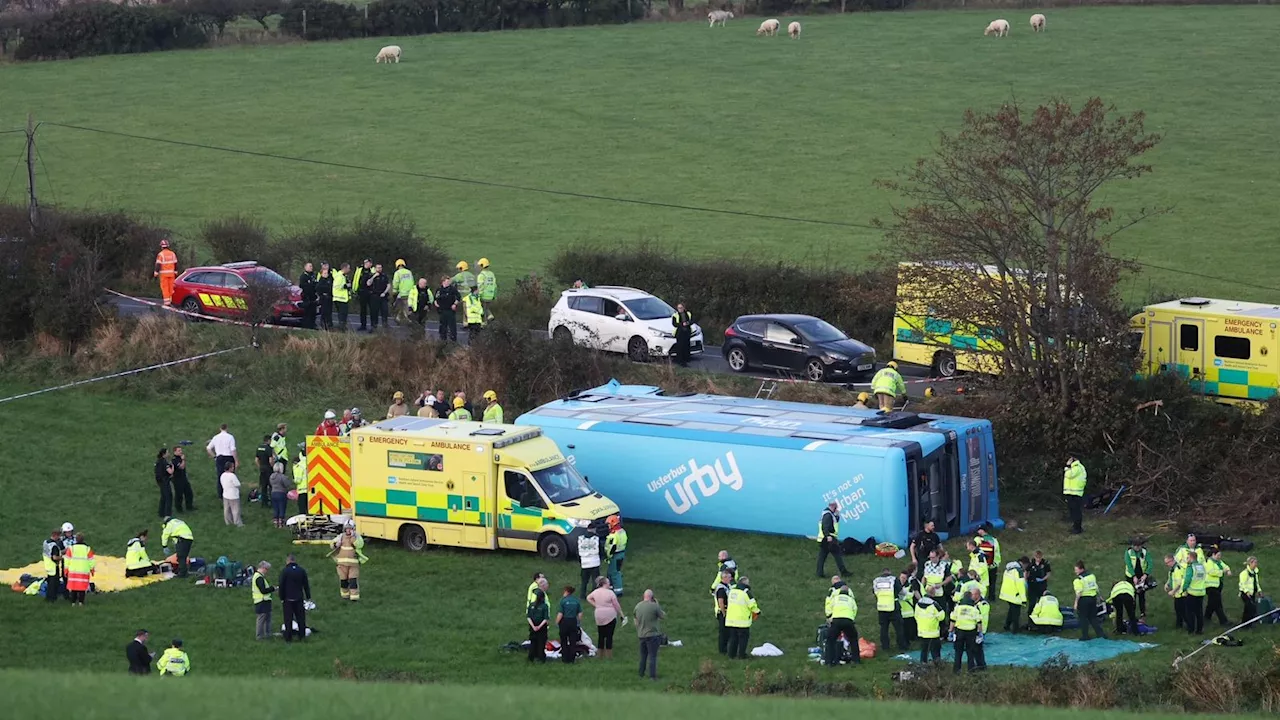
[[587, 576, 625, 659]]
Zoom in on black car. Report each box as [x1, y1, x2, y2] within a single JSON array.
[[721, 314, 877, 382]]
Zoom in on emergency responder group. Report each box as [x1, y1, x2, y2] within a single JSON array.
[[292, 256, 496, 337]]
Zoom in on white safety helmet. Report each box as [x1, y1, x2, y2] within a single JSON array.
[[61, 522, 74, 533], [324, 410, 336, 420], [351, 408, 362, 417], [346, 520, 356, 530]]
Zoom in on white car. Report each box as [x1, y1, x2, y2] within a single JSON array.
[[548, 286, 704, 362]]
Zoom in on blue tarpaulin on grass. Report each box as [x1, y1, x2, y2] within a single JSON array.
[[896, 633, 1154, 667]]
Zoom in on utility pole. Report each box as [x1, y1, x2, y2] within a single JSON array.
[[26, 113, 38, 228]]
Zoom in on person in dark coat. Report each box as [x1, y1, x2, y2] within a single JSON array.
[[126, 629, 153, 674], [435, 277, 461, 342], [369, 264, 390, 330], [316, 263, 334, 331], [154, 448, 173, 518], [171, 446, 193, 512], [279, 554, 312, 642], [298, 262, 318, 329]]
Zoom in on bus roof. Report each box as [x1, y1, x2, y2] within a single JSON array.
[[1144, 297, 1280, 319], [520, 382, 993, 455]]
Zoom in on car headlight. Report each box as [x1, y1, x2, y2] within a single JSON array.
[[566, 518, 591, 529], [648, 328, 675, 339], [824, 352, 849, 363]]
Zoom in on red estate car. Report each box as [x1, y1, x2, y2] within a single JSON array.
[[171, 261, 304, 322]]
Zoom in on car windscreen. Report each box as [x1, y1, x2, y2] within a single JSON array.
[[531, 462, 595, 504], [248, 269, 292, 287], [794, 319, 848, 343], [623, 297, 675, 321]]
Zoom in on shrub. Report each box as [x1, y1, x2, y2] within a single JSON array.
[[547, 242, 894, 348], [201, 214, 295, 272], [278, 0, 365, 40], [14, 2, 209, 60], [0, 204, 165, 348], [280, 209, 448, 284], [367, 0, 435, 36]]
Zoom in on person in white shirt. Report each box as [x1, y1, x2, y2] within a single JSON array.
[[220, 462, 243, 527], [205, 424, 238, 500], [578, 528, 602, 599]]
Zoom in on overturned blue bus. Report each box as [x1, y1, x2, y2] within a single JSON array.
[[515, 381, 1001, 545]]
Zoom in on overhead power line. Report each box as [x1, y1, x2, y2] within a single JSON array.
[[37, 121, 1280, 296], [43, 122, 877, 231]]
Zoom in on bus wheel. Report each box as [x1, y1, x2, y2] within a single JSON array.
[[538, 534, 568, 562], [933, 351, 957, 378], [400, 524, 427, 552]]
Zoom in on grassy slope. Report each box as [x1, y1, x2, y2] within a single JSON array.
[[0, 669, 1259, 720], [2, 7, 1279, 297], [1, 379, 1278, 698]]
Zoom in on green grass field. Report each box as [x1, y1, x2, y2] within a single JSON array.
[[0, 669, 1259, 720], [2, 7, 1279, 298], [2, 379, 1278, 705]]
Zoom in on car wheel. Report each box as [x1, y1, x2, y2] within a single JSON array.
[[934, 351, 958, 378], [726, 346, 748, 372], [180, 297, 202, 319], [400, 524, 427, 552], [805, 358, 826, 382], [552, 326, 573, 344], [628, 336, 650, 363], [538, 533, 568, 562]]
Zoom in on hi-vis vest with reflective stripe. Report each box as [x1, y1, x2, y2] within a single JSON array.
[[332, 270, 349, 302], [162, 519, 192, 545], [873, 576, 896, 611], [158, 648, 190, 676], [1108, 580, 1135, 602], [1204, 558, 1228, 588], [924, 563, 945, 597], [915, 602, 944, 638], [829, 589, 857, 620], [1031, 596, 1063, 626], [477, 270, 497, 301], [899, 584, 916, 618], [1074, 572, 1100, 597], [293, 458, 307, 491], [726, 587, 758, 628], [818, 510, 838, 542], [482, 403, 503, 424], [449, 407, 472, 421], [251, 571, 272, 604], [1063, 460, 1086, 496], [1188, 562, 1207, 596], [999, 566, 1026, 605], [1240, 566, 1261, 595], [156, 249, 178, 276], [952, 602, 980, 631], [125, 538, 151, 571], [463, 294, 484, 325]]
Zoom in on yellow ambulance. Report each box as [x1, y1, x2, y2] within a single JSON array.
[[324, 417, 620, 560], [1131, 297, 1280, 406]]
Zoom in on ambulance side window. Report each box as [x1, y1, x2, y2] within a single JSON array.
[[1180, 324, 1199, 351], [504, 471, 545, 509]]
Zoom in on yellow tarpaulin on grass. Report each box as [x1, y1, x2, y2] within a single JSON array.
[[1, 555, 173, 593]]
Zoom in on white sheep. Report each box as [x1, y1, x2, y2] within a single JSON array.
[[708, 9, 733, 27], [983, 19, 1009, 37], [788, 21, 801, 39], [375, 45, 402, 64], [1030, 13, 1046, 32], [756, 18, 780, 36]]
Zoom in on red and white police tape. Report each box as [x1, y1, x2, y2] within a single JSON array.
[[0, 345, 250, 405], [749, 374, 946, 388]]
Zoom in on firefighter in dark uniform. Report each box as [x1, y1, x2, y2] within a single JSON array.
[[817, 501, 849, 577]]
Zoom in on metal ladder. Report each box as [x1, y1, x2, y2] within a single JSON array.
[[755, 380, 778, 400]]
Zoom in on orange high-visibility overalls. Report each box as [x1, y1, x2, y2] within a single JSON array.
[[155, 249, 178, 305]]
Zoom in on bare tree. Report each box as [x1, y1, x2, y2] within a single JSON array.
[[878, 97, 1164, 411], [241, 271, 291, 335]]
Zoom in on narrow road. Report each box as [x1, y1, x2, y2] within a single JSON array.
[[109, 294, 958, 399]]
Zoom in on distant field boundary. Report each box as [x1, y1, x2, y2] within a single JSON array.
[[2, 0, 1277, 62]]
